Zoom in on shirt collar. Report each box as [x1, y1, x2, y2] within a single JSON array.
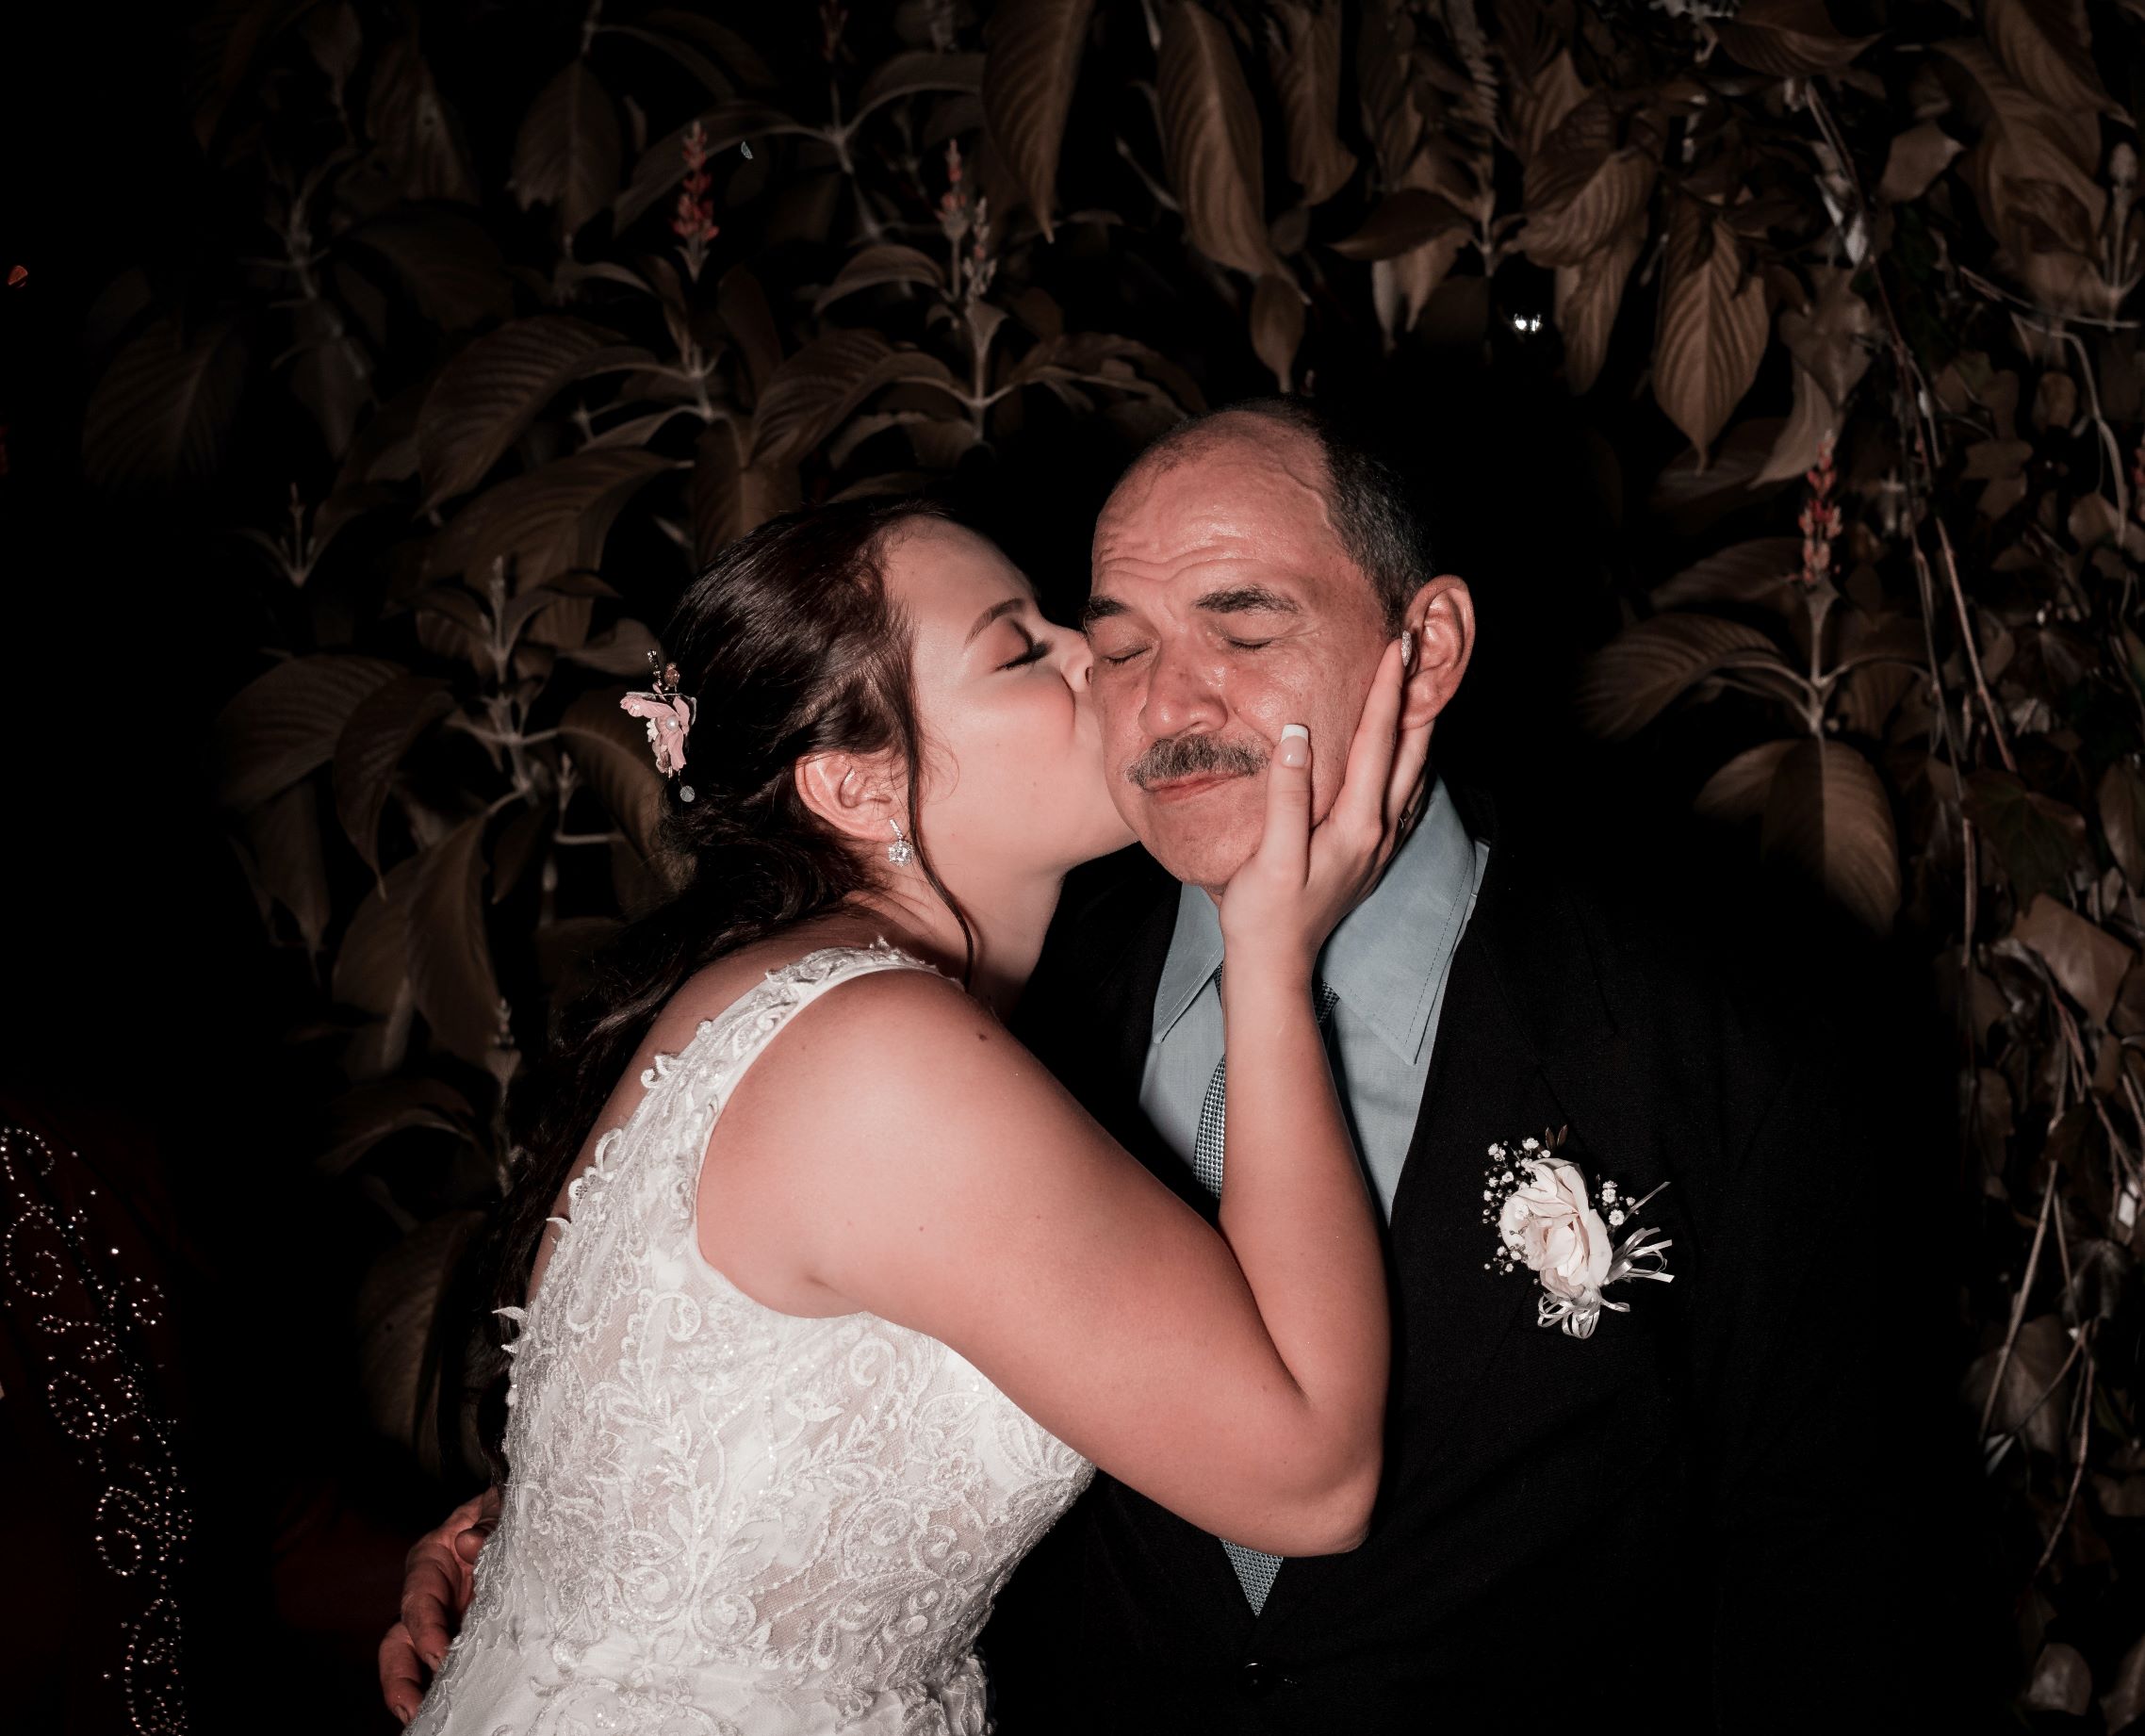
[[1149, 773, 1482, 1063]]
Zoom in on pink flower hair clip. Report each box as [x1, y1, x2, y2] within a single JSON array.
[[619, 654, 698, 802]]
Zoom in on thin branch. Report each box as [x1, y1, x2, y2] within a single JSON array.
[[1932, 518, 2019, 776], [1979, 1178, 2056, 1442], [2022, 1337, 2095, 1596]]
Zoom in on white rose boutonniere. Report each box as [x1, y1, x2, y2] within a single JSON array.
[[1481, 1128, 1674, 1338]]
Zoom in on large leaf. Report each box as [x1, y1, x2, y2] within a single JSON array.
[[2024, 1646, 2093, 1718], [1758, 266, 1875, 484], [82, 317, 246, 492], [853, 51, 985, 122], [1647, 418, 1793, 534], [640, 8, 773, 89], [418, 317, 638, 507], [1368, 141, 1482, 343], [748, 332, 959, 467], [1552, 220, 1646, 394], [333, 675, 454, 871], [1759, 738, 1901, 930], [1575, 615, 1781, 740], [1986, 0, 2119, 125], [320, 1077, 472, 1177], [1523, 150, 1655, 268], [1650, 538, 1802, 609], [999, 332, 1203, 410], [489, 799, 552, 906], [239, 779, 331, 954], [335, 853, 421, 1018], [1965, 1313, 2074, 1457], [1714, 0, 1876, 75], [558, 691, 668, 863], [355, 1210, 485, 1464], [1511, 49, 1589, 165], [598, 22, 740, 100], [1653, 201, 1768, 463], [1355, 0, 1420, 181], [286, 294, 369, 457], [692, 419, 799, 560], [1696, 740, 1796, 821], [429, 447, 675, 586], [1267, 1, 1355, 206], [1156, 1, 1280, 278], [2013, 894, 2136, 1024], [982, 0, 1093, 241], [1936, 41, 2104, 246], [1877, 122, 1966, 202], [1330, 189, 1468, 261], [189, 0, 319, 148], [365, 38, 477, 203], [510, 60, 622, 236], [813, 244, 944, 313], [349, 206, 514, 330], [407, 811, 500, 1067], [216, 655, 403, 809], [1522, 89, 1613, 221], [2099, 762, 2145, 888], [1964, 768, 2088, 906], [718, 269, 785, 402], [2104, 1632, 2145, 1734], [563, 618, 664, 679]]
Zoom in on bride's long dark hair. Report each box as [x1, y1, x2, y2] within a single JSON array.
[[480, 496, 970, 1441]]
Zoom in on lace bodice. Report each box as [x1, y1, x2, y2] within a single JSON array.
[[412, 945, 1093, 1736]]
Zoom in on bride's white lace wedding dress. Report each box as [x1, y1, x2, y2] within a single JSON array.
[[410, 945, 1094, 1736]]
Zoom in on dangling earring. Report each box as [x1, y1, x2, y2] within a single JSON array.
[[886, 819, 915, 867]]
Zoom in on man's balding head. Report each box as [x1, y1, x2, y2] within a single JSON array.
[[1105, 398, 1433, 633]]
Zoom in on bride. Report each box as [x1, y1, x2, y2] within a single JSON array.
[[402, 496, 1427, 1734]]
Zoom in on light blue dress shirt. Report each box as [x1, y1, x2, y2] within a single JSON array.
[[1137, 775, 1489, 1220]]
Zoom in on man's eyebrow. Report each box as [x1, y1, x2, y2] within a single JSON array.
[[964, 598, 1028, 645], [1079, 595, 1130, 630], [1194, 585, 1302, 615]]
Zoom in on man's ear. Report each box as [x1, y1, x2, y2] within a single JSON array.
[[794, 751, 904, 848], [1400, 576, 1474, 730]]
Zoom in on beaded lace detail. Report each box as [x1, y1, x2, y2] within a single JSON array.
[[411, 944, 1092, 1736]]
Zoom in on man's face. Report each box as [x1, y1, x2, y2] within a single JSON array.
[[1085, 421, 1393, 892]]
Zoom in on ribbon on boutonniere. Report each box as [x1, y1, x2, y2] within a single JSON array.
[[1480, 1126, 1674, 1339]]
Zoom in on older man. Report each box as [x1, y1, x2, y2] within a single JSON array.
[[385, 399, 1943, 1730]]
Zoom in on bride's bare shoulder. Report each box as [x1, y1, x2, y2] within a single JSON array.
[[669, 935, 992, 1087]]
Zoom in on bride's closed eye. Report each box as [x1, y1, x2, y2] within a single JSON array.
[[999, 633, 1052, 671]]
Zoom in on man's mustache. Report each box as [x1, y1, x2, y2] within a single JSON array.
[[1126, 732, 1268, 790]]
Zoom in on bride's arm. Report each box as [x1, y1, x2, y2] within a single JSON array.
[[729, 644, 1422, 1557], [1198, 645, 1426, 1545]]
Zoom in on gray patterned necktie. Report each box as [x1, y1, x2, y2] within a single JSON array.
[[1192, 975, 1341, 1613]]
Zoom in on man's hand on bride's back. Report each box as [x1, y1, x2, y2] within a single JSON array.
[[379, 1484, 500, 1725], [1217, 635, 1429, 975]]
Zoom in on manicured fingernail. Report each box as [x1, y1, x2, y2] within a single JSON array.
[[1278, 724, 1309, 768], [1400, 630, 1415, 669]]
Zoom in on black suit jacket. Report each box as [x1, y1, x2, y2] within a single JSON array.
[[983, 788, 1958, 1733]]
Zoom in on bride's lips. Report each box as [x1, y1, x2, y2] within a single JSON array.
[[1140, 770, 1249, 804]]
